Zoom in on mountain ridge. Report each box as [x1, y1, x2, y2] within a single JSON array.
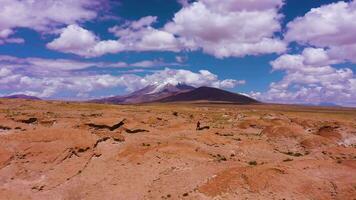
[[1, 94, 41, 100], [92, 83, 259, 104], [158, 86, 259, 104], [91, 83, 195, 104]]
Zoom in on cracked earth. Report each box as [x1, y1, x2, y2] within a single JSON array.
[[0, 99, 355, 200]]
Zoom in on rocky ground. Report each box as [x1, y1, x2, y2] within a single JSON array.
[[0, 99, 355, 200]]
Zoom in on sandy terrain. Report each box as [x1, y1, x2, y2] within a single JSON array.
[[0, 99, 355, 200]]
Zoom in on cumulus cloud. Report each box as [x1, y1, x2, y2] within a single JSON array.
[[47, 24, 125, 57], [285, 0, 356, 63], [48, 17, 180, 57], [0, 0, 105, 44], [47, 0, 287, 58], [164, 0, 286, 58], [0, 67, 12, 77], [262, 0, 356, 106], [109, 16, 181, 52], [141, 68, 244, 90], [252, 48, 356, 107]]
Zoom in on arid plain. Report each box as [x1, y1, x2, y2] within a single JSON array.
[[0, 99, 356, 200]]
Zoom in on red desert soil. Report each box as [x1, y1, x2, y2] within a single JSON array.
[[0, 99, 355, 200]]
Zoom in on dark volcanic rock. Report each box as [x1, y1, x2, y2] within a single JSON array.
[[0, 125, 11, 130], [125, 128, 149, 134], [159, 87, 259, 104], [20, 118, 38, 124]]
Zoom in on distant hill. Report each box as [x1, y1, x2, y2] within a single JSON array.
[[2, 94, 41, 100], [158, 86, 259, 104], [317, 102, 341, 107], [302, 102, 342, 107], [91, 83, 195, 104]]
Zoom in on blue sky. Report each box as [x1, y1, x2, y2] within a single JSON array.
[[0, 0, 355, 106]]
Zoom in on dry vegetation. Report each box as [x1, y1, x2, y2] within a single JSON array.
[[0, 99, 356, 199]]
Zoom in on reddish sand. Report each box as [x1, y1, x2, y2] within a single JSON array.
[[0, 99, 355, 199]]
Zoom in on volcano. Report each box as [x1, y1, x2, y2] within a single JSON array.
[[93, 84, 258, 104], [158, 86, 259, 104], [91, 83, 195, 104]]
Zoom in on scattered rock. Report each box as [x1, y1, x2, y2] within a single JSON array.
[[20, 117, 38, 124], [248, 161, 257, 166], [215, 132, 233, 137], [211, 154, 227, 162], [87, 119, 125, 131], [142, 143, 151, 147], [125, 128, 149, 134], [31, 185, 45, 191], [284, 151, 303, 157], [0, 125, 11, 130], [283, 158, 293, 162], [196, 121, 210, 131]]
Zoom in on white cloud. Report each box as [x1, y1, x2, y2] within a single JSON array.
[[0, 55, 100, 75], [109, 16, 181, 52], [252, 48, 356, 107], [130, 60, 167, 68], [0, 28, 24, 44], [0, 67, 12, 77], [0, 55, 182, 74], [0, 29, 13, 38], [48, 17, 181, 57], [47, 24, 125, 57], [164, 0, 286, 58], [200, 0, 283, 12], [130, 16, 157, 29], [0, 56, 242, 99], [142, 68, 244, 89], [285, 0, 356, 63], [0, 0, 103, 43], [263, 0, 356, 106], [301, 48, 337, 66], [175, 55, 187, 63], [0, 68, 243, 99], [47, 1, 287, 58]]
